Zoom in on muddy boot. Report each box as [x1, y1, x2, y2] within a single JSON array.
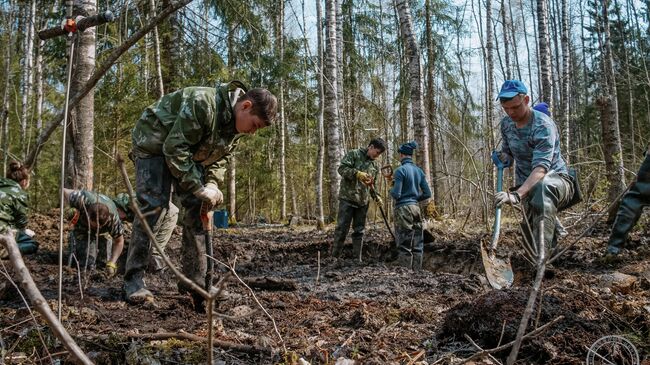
[[395, 253, 412, 269], [124, 270, 153, 304], [412, 253, 423, 271], [352, 239, 363, 262], [192, 292, 206, 313], [331, 241, 344, 258]]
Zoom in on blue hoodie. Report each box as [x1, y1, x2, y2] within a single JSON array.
[[389, 158, 432, 208]]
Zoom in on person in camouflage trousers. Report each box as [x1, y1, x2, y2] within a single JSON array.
[[0, 162, 38, 259], [606, 144, 650, 255], [125, 80, 277, 309], [332, 138, 387, 260], [112, 193, 179, 272], [493, 80, 576, 262], [64, 188, 125, 277], [388, 142, 431, 270]]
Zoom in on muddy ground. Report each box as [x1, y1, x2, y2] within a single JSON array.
[[1, 211, 649, 364]]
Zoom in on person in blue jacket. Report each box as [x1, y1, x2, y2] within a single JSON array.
[[388, 141, 432, 270]]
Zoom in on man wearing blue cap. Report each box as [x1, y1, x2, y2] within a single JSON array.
[[493, 80, 577, 262], [388, 141, 432, 270], [332, 138, 387, 261]]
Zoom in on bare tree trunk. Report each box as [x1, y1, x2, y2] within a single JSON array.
[[560, 0, 570, 160], [537, 0, 553, 108], [395, 0, 431, 185], [486, 0, 495, 152], [1, 1, 14, 173], [276, 0, 287, 221], [599, 0, 626, 218], [500, 0, 511, 79], [34, 36, 44, 134], [324, 0, 342, 221], [20, 0, 36, 158], [315, 0, 325, 229], [149, 0, 164, 98], [519, 0, 534, 101], [335, 0, 345, 152], [161, 0, 181, 92], [68, 0, 97, 190], [425, 0, 441, 211]]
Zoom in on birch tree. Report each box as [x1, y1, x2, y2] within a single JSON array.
[[20, 0, 35, 157], [315, 0, 325, 229], [395, 0, 431, 185], [425, 0, 440, 209], [275, 0, 288, 221], [560, 0, 570, 158], [324, 0, 342, 219], [537, 0, 553, 109]]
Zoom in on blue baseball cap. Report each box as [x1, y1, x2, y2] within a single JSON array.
[[533, 102, 550, 116], [497, 80, 528, 100]]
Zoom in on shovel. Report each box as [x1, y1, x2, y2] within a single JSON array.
[[200, 202, 214, 290], [480, 151, 514, 289]]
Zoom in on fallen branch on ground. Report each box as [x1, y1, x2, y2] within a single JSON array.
[[0, 234, 93, 365], [122, 330, 273, 354]]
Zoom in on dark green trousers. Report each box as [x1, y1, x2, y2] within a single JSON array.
[[331, 199, 369, 259], [520, 171, 574, 262], [394, 204, 423, 270], [607, 154, 650, 254]]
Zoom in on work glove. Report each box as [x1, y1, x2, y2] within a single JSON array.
[[494, 191, 521, 207], [356, 171, 373, 186], [24, 229, 36, 238], [105, 262, 117, 278], [496, 151, 513, 166], [194, 183, 224, 206]]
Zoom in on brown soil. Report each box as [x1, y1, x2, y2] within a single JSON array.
[[1, 212, 649, 364]]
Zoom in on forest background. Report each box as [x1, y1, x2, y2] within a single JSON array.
[[0, 0, 647, 227]]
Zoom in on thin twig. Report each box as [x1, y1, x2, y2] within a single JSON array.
[[210, 256, 286, 352], [463, 335, 503, 365], [122, 330, 273, 354], [316, 250, 321, 285], [458, 316, 563, 364]]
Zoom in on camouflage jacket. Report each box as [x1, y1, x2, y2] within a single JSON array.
[[0, 178, 28, 233], [500, 110, 568, 186], [69, 190, 124, 239], [131, 81, 248, 193], [337, 148, 379, 206]]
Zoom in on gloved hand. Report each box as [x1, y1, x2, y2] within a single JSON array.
[[497, 151, 513, 166], [105, 262, 117, 278], [24, 229, 36, 237], [494, 191, 521, 207], [194, 183, 224, 206], [356, 171, 373, 185]]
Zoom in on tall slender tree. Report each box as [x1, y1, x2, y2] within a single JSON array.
[[395, 0, 431, 185], [537, 0, 553, 109]]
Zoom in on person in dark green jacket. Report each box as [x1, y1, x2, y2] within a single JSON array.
[[332, 138, 387, 260], [125, 81, 277, 310], [0, 161, 37, 259], [606, 144, 650, 255]]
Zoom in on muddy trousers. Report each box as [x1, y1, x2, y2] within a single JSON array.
[[394, 204, 424, 270], [519, 171, 574, 263], [607, 154, 650, 254], [331, 199, 369, 259], [68, 229, 112, 270], [124, 156, 210, 298]]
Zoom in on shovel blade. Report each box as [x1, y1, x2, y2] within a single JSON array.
[[480, 241, 514, 289]]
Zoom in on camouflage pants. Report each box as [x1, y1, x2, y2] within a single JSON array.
[[607, 154, 650, 254], [149, 202, 179, 270], [68, 229, 112, 270], [125, 156, 208, 294], [393, 204, 423, 270], [332, 199, 369, 258], [519, 171, 574, 262]]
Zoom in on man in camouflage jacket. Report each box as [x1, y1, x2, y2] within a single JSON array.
[[493, 80, 576, 262], [0, 178, 38, 259], [64, 188, 125, 275], [125, 81, 277, 308], [332, 138, 387, 260]]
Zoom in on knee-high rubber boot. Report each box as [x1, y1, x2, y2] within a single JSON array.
[[352, 239, 363, 262]]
